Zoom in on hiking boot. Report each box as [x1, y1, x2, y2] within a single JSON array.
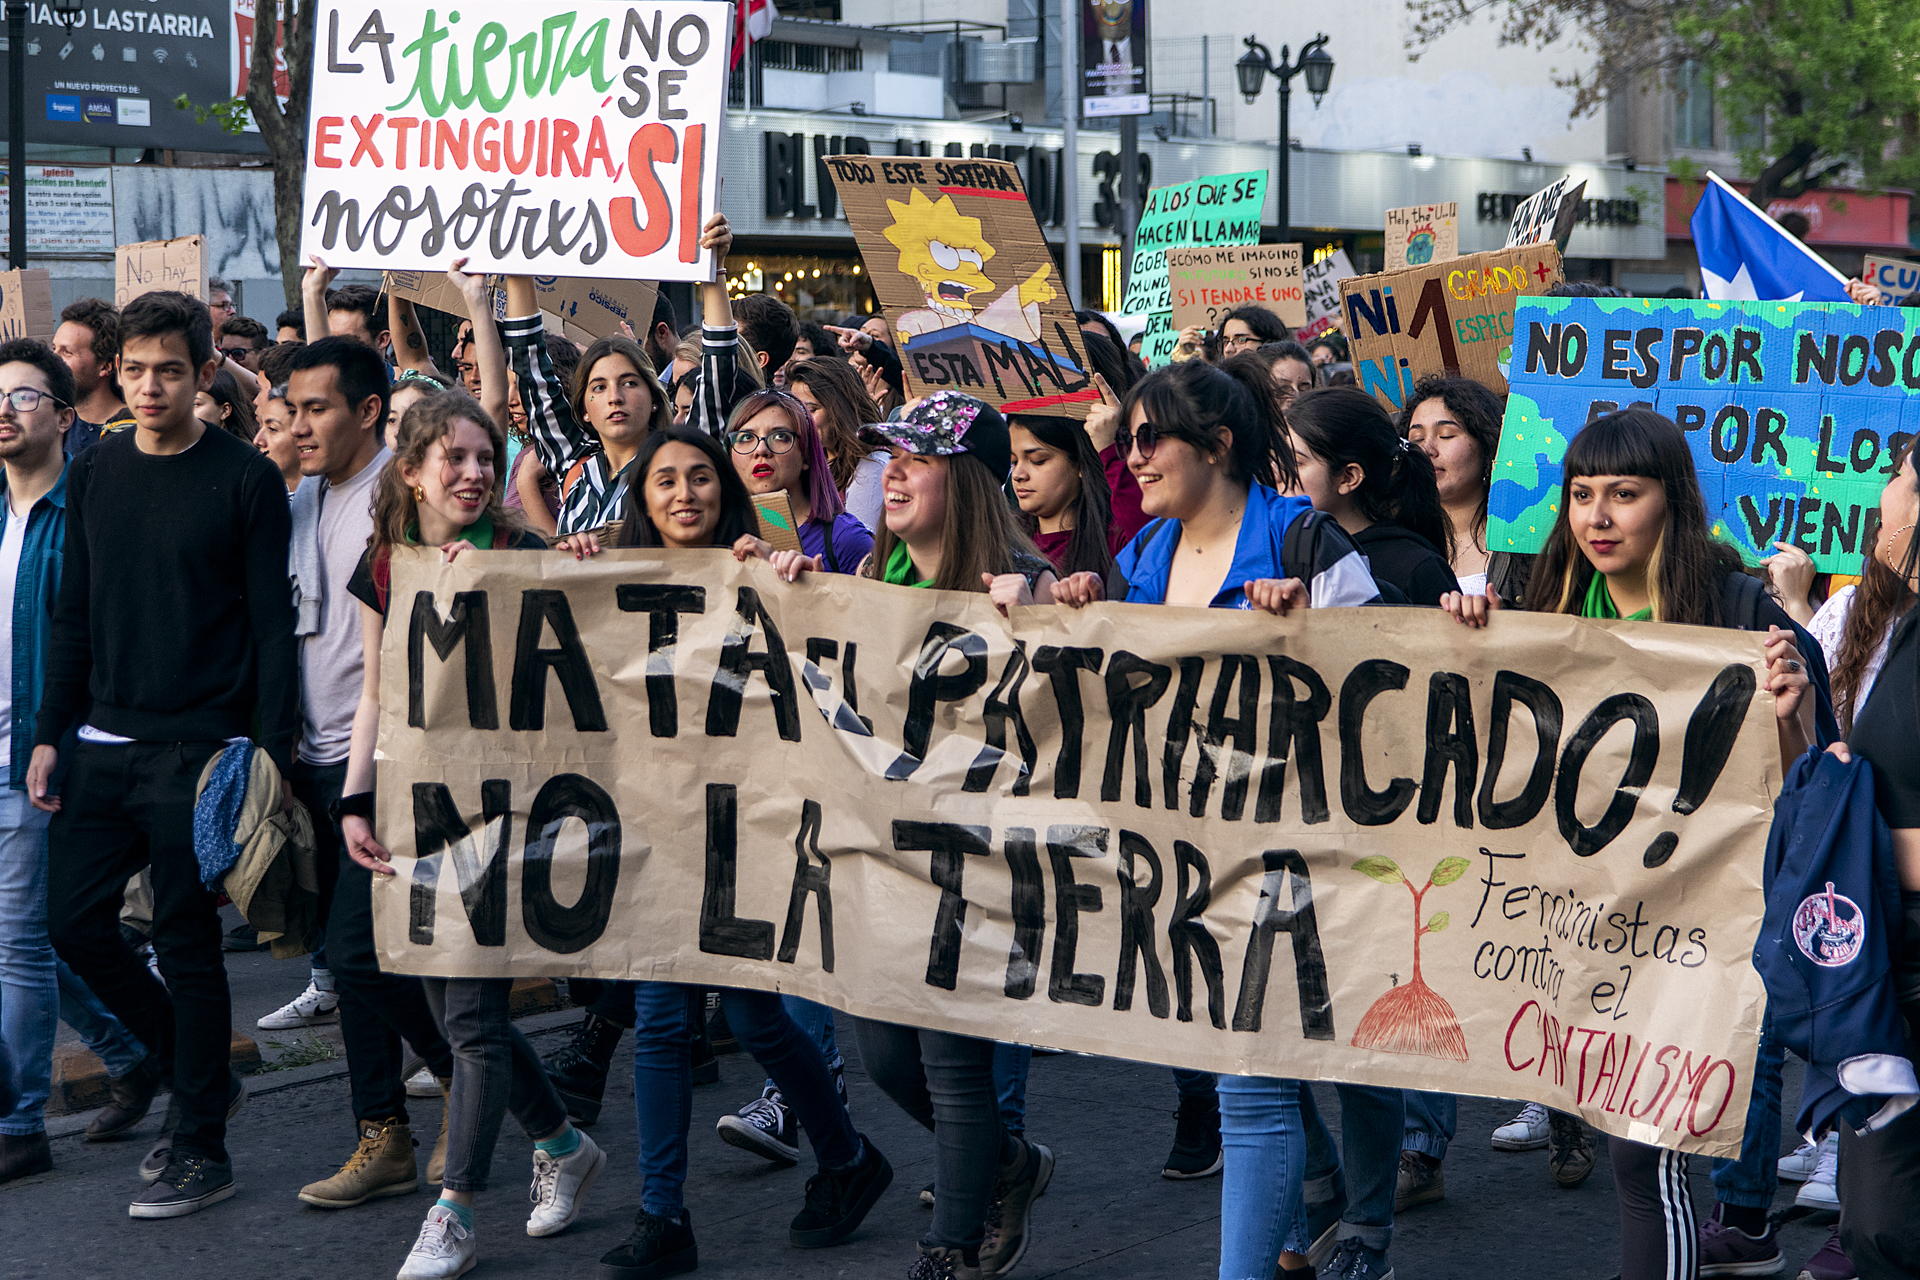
[[541, 1012, 624, 1127], [598, 1208, 697, 1280], [87, 1053, 165, 1141], [1491, 1101, 1550, 1151], [427, 1077, 450, 1185], [1697, 1203, 1784, 1277], [1798, 1225, 1856, 1280], [716, 1084, 800, 1164], [258, 980, 339, 1029], [979, 1137, 1053, 1278], [1795, 1134, 1839, 1210], [298, 1118, 419, 1208], [140, 1072, 246, 1182], [1319, 1238, 1394, 1280], [908, 1244, 983, 1280], [0, 1130, 52, 1183], [129, 1153, 235, 1218], [1547, 1111, 1595, 1188], [527, 1129, 606, 1237], [790, 1135, 893, 1247], [1162, 1094, 1223, 1179], [1394, 1150, 1444, 1212], [397, 1203, 476, 1279]]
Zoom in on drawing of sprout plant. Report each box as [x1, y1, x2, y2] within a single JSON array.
[[1349, 854, 1471, 1061]]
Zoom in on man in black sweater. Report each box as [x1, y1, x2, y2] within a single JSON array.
[[28, 290, 297, 1218]]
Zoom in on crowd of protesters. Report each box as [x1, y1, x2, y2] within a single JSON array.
[[0, 236, 1912, 1280]]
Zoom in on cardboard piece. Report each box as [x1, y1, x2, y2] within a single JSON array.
[[376, 547, 1779, 1159], [752, 491, 803, 553], [115, 236, 208, 307], [1295, 248, 1355, 343], [529, 277, 660, 343], [1490, 294, 1920, 573], [1384, 203, 1459, 273], [385, 269, 493, 322], [0, 269, 56, 343], [1340, 245, 1564, 410], [1119, 171, 1268, 366], [1863, 253, 1920, 301], [301, 0, 730, 282], [1167, 244, 1305, 333], [829, 156, 1096, 417], [1505, 176, 1589, 250]]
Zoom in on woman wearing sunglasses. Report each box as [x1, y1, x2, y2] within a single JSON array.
[[724, 388, 873, 575]]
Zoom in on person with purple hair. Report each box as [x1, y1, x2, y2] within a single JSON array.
[[725, 387, 873, 576]]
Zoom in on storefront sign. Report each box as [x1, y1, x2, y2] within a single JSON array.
[[1082, 0, 1149, 117], [1478, 191, 1640, 229], [762, 131, 1067, 229], [1490, 295, 1920, 573], [301, 0, 730, 281], [0, 164, 116, 254], [1120, 170, 1267, 366]]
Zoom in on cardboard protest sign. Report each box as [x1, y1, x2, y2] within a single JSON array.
[[1340, 245, 1564, 410], [1489, 295, 1920, 573], [1121, 172, 1267, 366], [1296, 248, 1355, 344], [1863, 253, 1920, 301], [0, 269, 56, 343], [829, 156, 1096, 417], [376, 548, 1780, 1157], [751, 491, 803, 552], [115, 236, 208, 307], [1506, 177, 1588, 253], [531, 277, 660, 342], [1167, 244, 1305, 334], [385, 269, 491, 321], [300, 1, 730, 282], [1384, 203, 1458, 273]]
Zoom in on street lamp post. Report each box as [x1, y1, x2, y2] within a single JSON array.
[[8, 0, 84, 268], [1235, 33, 1333, 248]]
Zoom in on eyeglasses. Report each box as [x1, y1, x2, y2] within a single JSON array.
[[218, 346, 254, 361], [1113, 420, 1167, 460], [0, 388, 67, 414], [1221, 333, 1261, 351], [727, 428, 798, 455]]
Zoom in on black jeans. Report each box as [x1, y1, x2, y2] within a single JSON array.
[[48, 740, 231, 1161], [295, 760, 454, 1122], [422, 977, 568, 1193]]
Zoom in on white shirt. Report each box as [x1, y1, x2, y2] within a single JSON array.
[[1808, 585, 1893, 714]]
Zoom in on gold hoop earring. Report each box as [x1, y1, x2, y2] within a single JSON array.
[[412, 485, 426, 503]]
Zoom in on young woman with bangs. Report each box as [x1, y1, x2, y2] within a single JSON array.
[[785, 356, 890, 530], [1441, 408, 1830, 1280]]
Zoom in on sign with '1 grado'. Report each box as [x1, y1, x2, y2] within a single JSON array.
[[376, 548, 1781, 1157], [299, 1, 730, 281]]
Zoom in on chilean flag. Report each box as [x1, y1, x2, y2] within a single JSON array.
[[1691, 171, 1851, 303], [732, 0, 777, 68]]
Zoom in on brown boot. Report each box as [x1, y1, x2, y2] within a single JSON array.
[[297, 1118, 418, 1208], [0, 1131, 52, 1183], [86, 1053, 165, 1142], [425, 1078, 451, 1186]]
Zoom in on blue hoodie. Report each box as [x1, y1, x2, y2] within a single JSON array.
[[1115, 484, 1380, 610]]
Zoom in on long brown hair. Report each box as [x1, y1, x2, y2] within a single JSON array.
[[863, 451, 1043, 592], [369, 390, 531, 558], [1833, 437, 1918, 731], [1007, 412, 1115, 582], [1529, 408, 1743, 627], [788, 356, 882, 492], [569, 336, 672, 438]]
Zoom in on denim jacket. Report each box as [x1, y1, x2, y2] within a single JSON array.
[[2, 464, 67, 788]]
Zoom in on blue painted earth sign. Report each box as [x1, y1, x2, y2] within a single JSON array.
[[1488, 295, 1918, 574]]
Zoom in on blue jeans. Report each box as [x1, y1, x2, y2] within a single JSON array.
[[0, 790, 145, 1135], [993, 1042, 1031, 1135], [761, 995, 840, 1092], [1301, 1084, 1404, 1252], [1218, 1076, 1308, 1280], [1402, 1091, 1457, 1160], [633, 982, 859, 1217], [1710, 1015, 1783, 1209]]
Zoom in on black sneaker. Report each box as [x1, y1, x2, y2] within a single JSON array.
[[1548, 1111, 1595, 1188], [222, 924, 268, 952], [1162, 1095, 1222, 1180], [716, 1085, 800, 1164], [979, 1138, 1054, 1278], [140, 1072, 247, 1182], [598, 1208, 697, 1280], [789, 1136, 893, 1248], [129, 1153, 235, 1218]]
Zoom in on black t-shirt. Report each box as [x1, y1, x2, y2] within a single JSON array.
[[349, 528, 548, 620], [1353, 523, 1460, 606], [1848, 607, 1920, 829]]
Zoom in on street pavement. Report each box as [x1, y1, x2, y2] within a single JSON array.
[[3, 915, 1841, 1280]]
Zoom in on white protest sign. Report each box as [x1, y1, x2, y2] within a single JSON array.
[[1295, 248, 1354, 343], [1506, 176, 1587, 250], [1384, 202, 1458, 272], [1864, 254, 1920, 301], [300, 1, 731, 282]]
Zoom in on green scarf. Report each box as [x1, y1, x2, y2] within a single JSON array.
[[1580, 570, 1651, 621], [882, 539, 930, 588], [404, 513, 496, 551]]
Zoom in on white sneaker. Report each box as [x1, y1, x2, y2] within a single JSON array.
[[397, 1205, 476, 1279], [1492, 1102, 1551, 1151], [406, 1066, 442, 1098], [526, 1129, 604, 1237], [1794, 1133, 1840, 1209], [1777, 1138, 1820, 1182], [258, 981, 340, 1030]]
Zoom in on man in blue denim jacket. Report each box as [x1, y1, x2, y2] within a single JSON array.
[[0, 339, 151, 1184]]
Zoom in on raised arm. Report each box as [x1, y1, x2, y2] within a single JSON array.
[[501, 276, 594, 478], [388, 292, 444, 379], [302, 254, 338, 345], [686, 214, 741, 437], [448, 260, 509, 431]]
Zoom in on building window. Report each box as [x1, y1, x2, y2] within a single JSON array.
[[1674, 61, 1714, 150], [757, 41, 863, 73]]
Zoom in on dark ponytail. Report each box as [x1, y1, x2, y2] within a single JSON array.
[[1286, 386, 1451, 555], [1007, 413, 1116, 582], [1122, 353, 1296, 491]]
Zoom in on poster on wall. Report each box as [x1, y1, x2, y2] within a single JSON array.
[[831, 155, 1096, 417], [0, 164, 116, 254], [300, 0, 731, 281], [1082, 0, 1149, 117]]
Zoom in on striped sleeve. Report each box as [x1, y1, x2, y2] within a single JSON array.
[[687, 323, 740, 438], [505, 314, 594, 478]]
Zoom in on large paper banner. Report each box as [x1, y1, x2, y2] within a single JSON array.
[[1341, 246, 1564, 411], [1296, 248, 1355, 344], [299, 1, 730, 281], [1384, 203, 1458, 273], [829, 156, 1096, 417], [1489, 295, 1920, 572], [373, 548, 1780, 1157], [1119, 171, 1268, 366], [1167, 244, 1305, 334]]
